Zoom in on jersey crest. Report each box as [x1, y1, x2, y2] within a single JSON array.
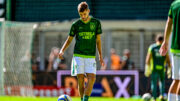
[[90, 22, 96, 31]]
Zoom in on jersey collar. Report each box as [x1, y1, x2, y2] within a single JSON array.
[[80, 16, 91, 24]]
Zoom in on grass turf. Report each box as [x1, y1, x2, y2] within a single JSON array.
[[0, 96, 166, 101], [0, 96, 144, 101]]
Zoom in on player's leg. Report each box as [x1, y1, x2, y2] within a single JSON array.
[[176, 62, 180, 101], [84, 73, 96, 95], [176, 81, 180, 101], [83, 58, 96, 101], [159, 71, 165, 100], [73, 57, 85, 101], [77, 74, 85, 101], [168, 53, 180, 101], [83, 73, 96, 101], [168, 80, 178, 101], [151, 72, 158, 100]]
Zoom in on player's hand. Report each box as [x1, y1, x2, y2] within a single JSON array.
[[58, 50, 64, 59], [159, 41, 168, 56], [99, 57, 105, 67], [167, 67, 171, 79], [144, 64, 151, 77]]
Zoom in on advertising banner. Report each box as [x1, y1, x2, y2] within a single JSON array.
[[33, 86, 74, 97], [57, 70, 139, 98]]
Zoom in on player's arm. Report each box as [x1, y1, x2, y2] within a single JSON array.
[[160, 17, 173, 56], [59, 36, 74, 59], [145, 52, 152, 67], [96, 34, 104, 66], [164, 17, 173, 43], [145, 48, 152, 77]]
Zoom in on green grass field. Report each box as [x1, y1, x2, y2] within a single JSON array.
[[0, 96, 166, 101], [0, 96, 145, 101]]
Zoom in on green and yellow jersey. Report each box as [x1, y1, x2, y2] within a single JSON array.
[[148, 43, 166, 72], [168, 0, 180, 53], [69, 17, 102, 58]]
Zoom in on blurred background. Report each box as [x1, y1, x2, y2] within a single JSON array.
[[0, 0, 173, 99]]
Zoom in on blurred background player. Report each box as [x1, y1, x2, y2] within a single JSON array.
[[160, 0, 180, 101], [58, 2, 104, 101], [121, 49, 135, 70], [145, 34, 171, 101]]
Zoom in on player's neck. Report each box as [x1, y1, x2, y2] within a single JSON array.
[[82, 16, 91, 23]]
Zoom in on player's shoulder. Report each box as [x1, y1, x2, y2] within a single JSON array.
[[171, 0, 180, 7], [149, 43, 157, 49], [72, 18, 81, 25], [91, 17, 100, 21], [91, 17, 101, 23]]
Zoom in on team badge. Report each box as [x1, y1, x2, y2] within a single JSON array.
[[90, 22, 95, 31]]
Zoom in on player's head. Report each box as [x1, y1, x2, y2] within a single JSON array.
[[78, 2, 90, 21], [155, 34, 164, 43]]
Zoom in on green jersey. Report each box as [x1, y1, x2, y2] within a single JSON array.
[[69, 17, 102, 58], [148, 43, 166, 72], [168, 0, 180, 53]]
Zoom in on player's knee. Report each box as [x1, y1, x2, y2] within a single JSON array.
[[174, 79, 180, 84], [77, 74, 85, 79], [87, 74, 96, 82], [77, 74, 85, 84], [177, 79, 180, 82]]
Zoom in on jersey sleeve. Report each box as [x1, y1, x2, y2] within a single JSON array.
[[96, 21, 102, 35], [69, 23, 76, 37], [168, 6, 173, 18], [148, 45, 152, 54]]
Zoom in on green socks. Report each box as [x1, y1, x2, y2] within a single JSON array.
[[81, 98, 83, 101], [83, 95, 89, 101]]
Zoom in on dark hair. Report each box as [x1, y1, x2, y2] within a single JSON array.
[[156, 34, 164, 42], [78, 2, 89, 12]]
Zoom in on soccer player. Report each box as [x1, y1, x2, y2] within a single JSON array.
[[58, 2, 104, 101], [145, 34, 171, 101], [159, 0, 180, 101]]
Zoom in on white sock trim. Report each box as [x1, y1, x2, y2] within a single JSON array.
[[168, 93, 176, 101]]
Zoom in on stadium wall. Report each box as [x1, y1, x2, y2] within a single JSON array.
[[7, 0, 173, 21]]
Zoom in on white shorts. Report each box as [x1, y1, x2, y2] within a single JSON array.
[[171, 53, 180, 80], [71, 56, 96, 76]]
